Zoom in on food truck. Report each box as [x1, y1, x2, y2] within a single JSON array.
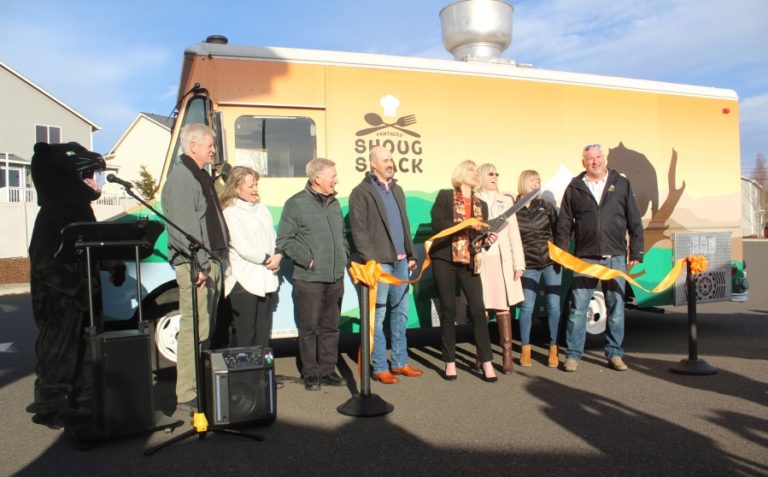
[[101, 0, 747, 365]]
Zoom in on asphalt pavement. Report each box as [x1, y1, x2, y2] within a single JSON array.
[[1, 242, 766, 476]]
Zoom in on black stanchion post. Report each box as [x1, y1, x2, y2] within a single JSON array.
[[338, 283, 393, 417], [670, 259, 717, 375]]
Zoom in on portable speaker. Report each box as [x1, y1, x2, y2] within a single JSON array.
[[202, 346, 277, 428], [93, 329, 156, 436]]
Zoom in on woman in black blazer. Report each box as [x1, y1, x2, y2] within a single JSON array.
[[430, 160, 497, 382]]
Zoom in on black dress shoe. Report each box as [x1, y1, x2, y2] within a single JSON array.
[[320, 372, 346, 386], [32, 412, 64, 430], [304, 375, 321, 391]]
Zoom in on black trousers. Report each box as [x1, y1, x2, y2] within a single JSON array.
[[293, 278, 344, 377], [229, 282, 274, 348], [432, 258, 492, 363]]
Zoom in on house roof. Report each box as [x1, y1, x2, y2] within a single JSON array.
[[105, 112, 173, 159], [0, 60, 101, 131], [143, 113, 174, 130], [0, 153, 29, 165]]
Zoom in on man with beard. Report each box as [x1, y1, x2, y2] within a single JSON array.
[[349, 146, 422, 384]]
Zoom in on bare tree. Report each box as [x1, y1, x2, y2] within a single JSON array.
[[752, 153, 768, 228]]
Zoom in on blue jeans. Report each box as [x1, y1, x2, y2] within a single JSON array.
[[519, 265, 562, 345], [372, 259, 410, 373], [565, 255, 627, 361]]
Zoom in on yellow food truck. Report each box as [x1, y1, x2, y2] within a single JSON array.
[[102, 6, 747, 365]]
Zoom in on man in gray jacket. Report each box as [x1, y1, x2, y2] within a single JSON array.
[[349, 146, 422, 384], [161, 123, 228, 408], [276, 158, 348, 391]]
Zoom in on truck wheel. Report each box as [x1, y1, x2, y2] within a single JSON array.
[[586, 291, 607, 335], [154, 309, 180, 366]]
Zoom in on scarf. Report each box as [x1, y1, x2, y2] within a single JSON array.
[[452, 188, 483, 274]]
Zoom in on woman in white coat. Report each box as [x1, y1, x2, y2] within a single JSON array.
[[476, 163, 526, 373], [220, 166, 282, 348]]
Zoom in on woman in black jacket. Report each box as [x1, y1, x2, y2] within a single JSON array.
[[430, 160, 497, 382], [515, 170, 562, 368]]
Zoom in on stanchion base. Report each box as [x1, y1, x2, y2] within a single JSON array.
[[337, 394, 394, 417], [670, 359, 717, 375]]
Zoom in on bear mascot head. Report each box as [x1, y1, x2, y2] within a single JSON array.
[[29, 142, 106, 274]]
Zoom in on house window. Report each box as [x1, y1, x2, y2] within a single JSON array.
[[0, 167, 22, 188], [234, 116, 316, 177], [35, 125, 61, 144]]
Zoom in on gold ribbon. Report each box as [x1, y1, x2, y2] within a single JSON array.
[[547, 242, 708, 293], [348, 217, 488, 370]]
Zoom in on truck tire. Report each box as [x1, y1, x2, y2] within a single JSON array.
[[154, 308, 180, 366], [586, 291, 607, 336]]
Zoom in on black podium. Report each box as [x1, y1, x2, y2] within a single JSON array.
[[58, 219, 176, 439]]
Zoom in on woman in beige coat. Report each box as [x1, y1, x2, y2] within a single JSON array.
[[476, 163, 526, 373]]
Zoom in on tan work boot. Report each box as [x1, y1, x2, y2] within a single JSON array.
[[563, 358, 578, 372], [548, 344, 559, 368], [609, 356, 628, 371], [496, 312, 515, 374], [520, 344, 532, 367]]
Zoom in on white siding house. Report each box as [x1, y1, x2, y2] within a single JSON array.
[[103, 113, 172, 198], [0, 60, 99, 161], [0, 59, 125, 259], [741, 176, 765, 238]]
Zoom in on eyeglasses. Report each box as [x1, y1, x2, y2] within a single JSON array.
[[488, 172, 500, 177], [583, 144, 601, 151]]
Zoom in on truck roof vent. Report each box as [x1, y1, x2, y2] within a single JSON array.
[[205, 35, 229, 45], [440, 0, 514, 62]]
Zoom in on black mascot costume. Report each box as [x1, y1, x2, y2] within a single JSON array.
[[27, 141, 113, 432]]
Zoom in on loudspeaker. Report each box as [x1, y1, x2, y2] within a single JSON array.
[[93, 329, 156, 436], [202, 346, 277, 428]]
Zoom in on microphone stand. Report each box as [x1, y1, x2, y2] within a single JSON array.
[[112, 184, 263, 455]]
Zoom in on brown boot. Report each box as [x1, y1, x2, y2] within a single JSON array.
[[520, 344, 532, 367], [548, 344, 559, 368], [496, 313, 514, 374]]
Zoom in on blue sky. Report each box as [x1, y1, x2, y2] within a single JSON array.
[[2, 0, 765, 175]]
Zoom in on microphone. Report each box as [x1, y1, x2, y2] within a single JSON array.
[[107, 174, 133, 189]]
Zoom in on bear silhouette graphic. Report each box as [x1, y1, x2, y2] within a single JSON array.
[[607, 142, 659, 217]]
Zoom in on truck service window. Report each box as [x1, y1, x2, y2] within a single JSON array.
[[234, 116, 317, 177]]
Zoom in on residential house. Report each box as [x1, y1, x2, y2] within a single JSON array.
[[103, 112, 172, 198], [0, 59, 124, 259], [742, 176, 765, 238], [0, 59, 100, 200]]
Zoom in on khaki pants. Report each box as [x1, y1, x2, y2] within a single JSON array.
[[175, 261, 222, 403]]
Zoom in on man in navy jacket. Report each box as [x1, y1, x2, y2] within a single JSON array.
[[554, 144, 644, 372]]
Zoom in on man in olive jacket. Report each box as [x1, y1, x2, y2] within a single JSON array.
[[162, 124, 228, 408], [349, 146, 422, 384], [554, 144, 644, 373], [276, 158, 348, 391]]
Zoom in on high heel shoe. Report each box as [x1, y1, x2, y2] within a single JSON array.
[[480, 362, 498, 383], [443, 363, 457, 381]]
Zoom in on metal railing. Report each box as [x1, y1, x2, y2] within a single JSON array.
[[0, 187, 123, 206]]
